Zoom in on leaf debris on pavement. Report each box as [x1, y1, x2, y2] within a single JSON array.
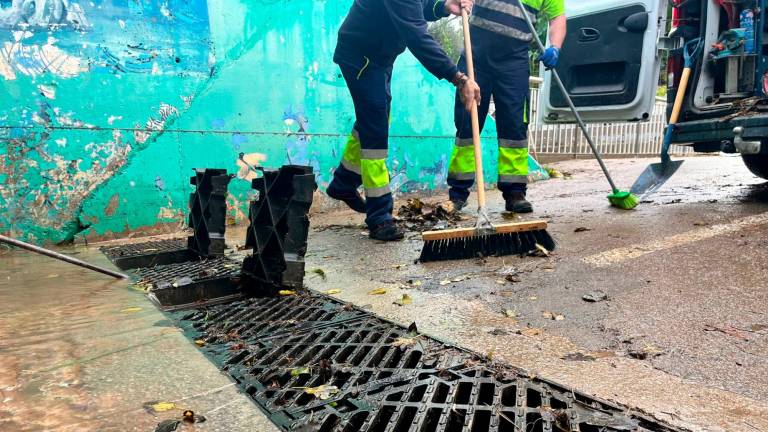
[[279, 290, 296, 296], [368, 288, 387, 295], [582, 291, 608, 302], [323, 289, 342, 295], [543, 311, 565, 321], [121, 306, 142, 313], [309, 268, 327, 280], [296, 384, 339, 400], [393, 294, 412, 306]]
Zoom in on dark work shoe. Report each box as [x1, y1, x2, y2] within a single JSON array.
[[505, 192, 533, 213], [327, 183, 366, 213], [369, 221, 405, 242], [450, 199, 467, 212]]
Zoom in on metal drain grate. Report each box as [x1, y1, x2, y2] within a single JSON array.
[[137, 257, 243, 310], [100, 238, 190, 270], [173, 295, 679, 432]]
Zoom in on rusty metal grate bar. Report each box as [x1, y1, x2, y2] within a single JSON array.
[[172, 295, 680, 432]]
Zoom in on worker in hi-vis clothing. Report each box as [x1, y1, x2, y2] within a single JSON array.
[[447, 0, 566, 213], [326, 0, 481, 242]]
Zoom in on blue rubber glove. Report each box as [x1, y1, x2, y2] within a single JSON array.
[[539, 46, 560, 69]]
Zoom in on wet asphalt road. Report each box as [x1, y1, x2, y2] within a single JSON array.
[[304, 155, 768, 432]]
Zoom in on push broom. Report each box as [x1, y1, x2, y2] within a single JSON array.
[[515, 0, 638, 210], [419, 8, 555, 263]]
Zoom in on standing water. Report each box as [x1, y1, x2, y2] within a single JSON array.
[[0, 243, 276, 432]]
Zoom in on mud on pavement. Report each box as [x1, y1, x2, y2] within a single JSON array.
[[302, 156, 768, 432]]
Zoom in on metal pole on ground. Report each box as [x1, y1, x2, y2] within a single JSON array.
[[0, 234, 129, 280]]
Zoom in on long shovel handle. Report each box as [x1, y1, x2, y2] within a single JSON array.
[[461, 8, 486, 209], [0, 234, 128, 279]]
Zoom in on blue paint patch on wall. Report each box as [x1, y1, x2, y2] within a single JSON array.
[[0, 0, 213, 77]]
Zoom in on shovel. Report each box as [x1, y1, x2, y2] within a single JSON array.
[[631, 38, 702, 197]]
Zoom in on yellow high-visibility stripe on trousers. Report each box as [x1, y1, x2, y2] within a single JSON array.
[[498, 138, 529, 183], [447, 137, 476, 181], [341, 129, 362, 175], [361, 149, 390, 198]]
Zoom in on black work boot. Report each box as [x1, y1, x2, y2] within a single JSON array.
[[450, 199, 467, 212], [369, 221, 405, 242], [327, 182, 366, 213], [505, 192, 533, 213]]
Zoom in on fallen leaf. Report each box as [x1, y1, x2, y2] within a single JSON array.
[[504, 309, 517, 318], [495, 279, 506, 285], [486, 350, 494, 360], [534, 244, 550, 257], [543, 311, 565, 321], [574, 227, 592, 233], [121, 307, 142, 313], [393, 294, 412, 306], [497, 291, 515, 298], [489, 328, 507, 336], [407, 322, 418, 335], [368, 288, 387, 295], [505, 274, 521, 283], [324, 289, 342, 295], [582, 291, 608, 302], [291, 367, 311, 377], [310, 268, 327, 280], [545, 167, 564, 178], [520, 328, 542, 337], [154, 419, 180, 432], [529, 296, 538, 301], [391, 336, 418, 347], [182, 410, 196, 423], [439, 280, 451, 286], [411, 280, 422, 287], [562, 352, 596, 361], [279, 290, 296, 296], [194, 339, 206, 347], [298, 384, 339, 400], [452, 275, 469, 282], [642, 344, 664, 355], [751, 324, 768, 332], [46, 273, 59, 278], [150, 401, 176, 412]]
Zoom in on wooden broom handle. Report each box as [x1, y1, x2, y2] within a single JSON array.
[[461, 8, 486, 208]]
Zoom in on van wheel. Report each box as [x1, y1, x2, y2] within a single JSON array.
[[742, 154, 768, 180]]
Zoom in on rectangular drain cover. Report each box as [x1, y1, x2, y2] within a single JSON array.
[[136, 257, 243, 310], [172, 295, 680, 432]]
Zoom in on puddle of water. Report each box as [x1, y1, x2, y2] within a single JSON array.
[[0, 246, 276, 432]]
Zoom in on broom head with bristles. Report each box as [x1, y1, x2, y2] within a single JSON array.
[[419, 220, 555, 263]]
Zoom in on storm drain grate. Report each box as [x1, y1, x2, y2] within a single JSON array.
[[136, 257, 243, 310], [173, 295, 680, 432], [100, 238, 191, 270]]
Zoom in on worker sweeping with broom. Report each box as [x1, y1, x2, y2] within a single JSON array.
[[326, 0, 481, 242], [447, 0, 566, 213]]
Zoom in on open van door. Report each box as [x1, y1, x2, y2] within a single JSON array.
[[539, 0, 669, 123]]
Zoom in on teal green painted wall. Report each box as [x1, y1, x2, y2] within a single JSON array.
[[1, 0, 502, 244]]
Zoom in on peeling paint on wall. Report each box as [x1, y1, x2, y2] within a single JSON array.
[[2, 0, 503, 244]]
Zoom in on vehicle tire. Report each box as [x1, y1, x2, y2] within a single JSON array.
[[742, 154, 768, 180]]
